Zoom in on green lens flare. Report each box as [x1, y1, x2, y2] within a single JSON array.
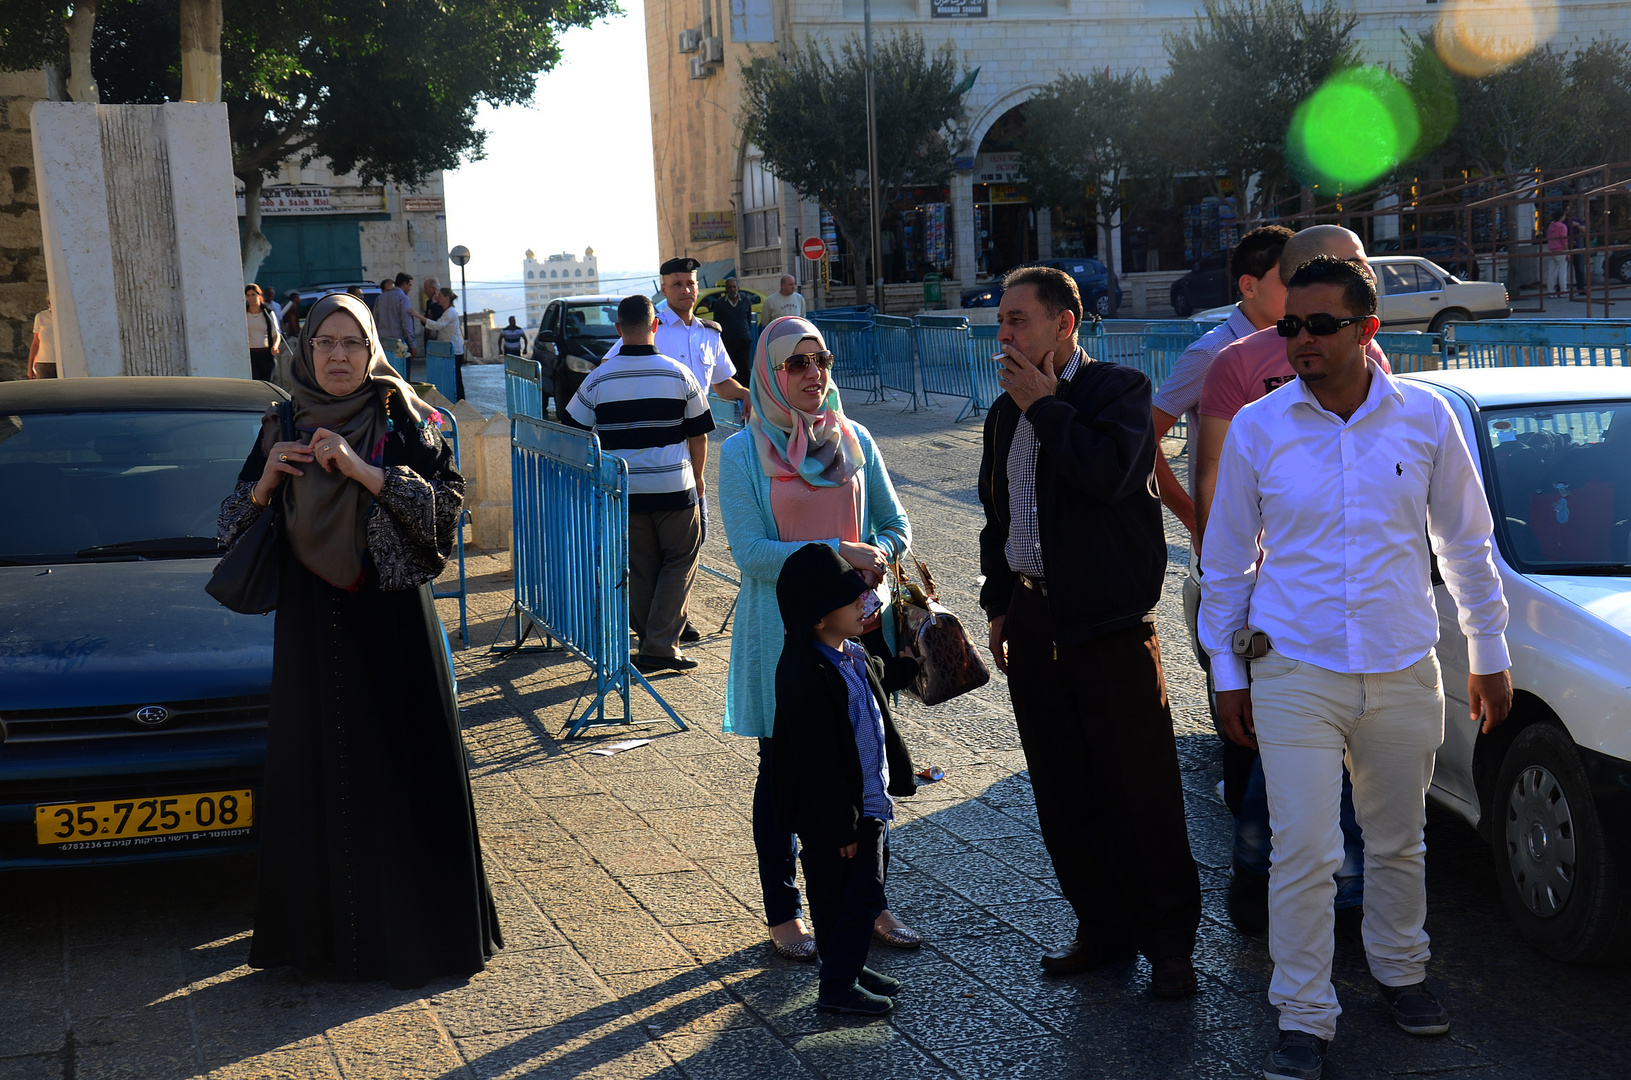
[[1289, 67, 1422, 188]]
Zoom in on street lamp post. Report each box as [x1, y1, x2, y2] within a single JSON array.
[[863, 0, 883, 311], [449, 245, 471, 357]]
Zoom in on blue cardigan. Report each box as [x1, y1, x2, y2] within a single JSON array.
[[717, 424, 911, 739]]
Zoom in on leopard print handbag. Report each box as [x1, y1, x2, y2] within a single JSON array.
[[892, 555, 991, 706]]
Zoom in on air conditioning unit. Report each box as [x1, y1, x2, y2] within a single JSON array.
[[702, 36, 724, 64], [689, 54, 711, 79], [677, 28, 701, 53]]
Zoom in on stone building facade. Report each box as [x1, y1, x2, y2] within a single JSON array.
[[0, 69, 62, 382], [643, 0, 1631, 298]]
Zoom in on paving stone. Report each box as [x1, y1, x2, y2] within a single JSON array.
[[0, 977, 66, 1057], [487, 878, 569, 951], [430, 948, 619, 1038], [203, 1040, 343, 1080], [619, 870, 754, 926], [883, 958, 1050, 1048], [456, 1020, 680, 1080], [71, 1000, 199, 1079], [602, 967, 760, 1037], [662, 1027, 819, 1080], [552, 909, 696, 975], [789, 1024, 946, 1080], [578, 829, 699, 876], [326, 1004, 469, 1078]]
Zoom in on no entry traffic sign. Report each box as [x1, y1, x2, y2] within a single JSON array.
[[802, 236, 827, 261]]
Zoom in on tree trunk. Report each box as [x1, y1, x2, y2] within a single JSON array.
[[179, 0, 223, 103], [239, 172, 272, 283], [66, 0, 100, 104]]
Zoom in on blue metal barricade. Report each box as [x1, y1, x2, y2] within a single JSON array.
[[914, 315, 978, 420], [504, 356, 545, 420], [965, 324, 1003, 416], [709, 392, 744, 433], [875, 314, 920, 407], [1442, 321, 1631, 369], [1082, 319, 1148, 367], [426, 341, 457, 403], [1374, 331, 1443, 374], [499, 416, 686, 737], [810, 315, 883, 402], [430, 407, 469, 644]]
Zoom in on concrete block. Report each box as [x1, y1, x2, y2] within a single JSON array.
[[162, 103, 248, 379], [471, 413, 513, 551]]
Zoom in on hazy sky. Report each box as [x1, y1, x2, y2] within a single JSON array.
[[442, 10, 660, 300]]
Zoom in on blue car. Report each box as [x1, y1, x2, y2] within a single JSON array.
[[961, 257, 1122, 318], [0, 377, 279, 870]]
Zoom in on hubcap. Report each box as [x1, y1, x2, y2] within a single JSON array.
[[1505, 764, 1577, 918]]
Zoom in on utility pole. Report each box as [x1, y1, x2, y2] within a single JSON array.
[[863, 0, 884, 311]]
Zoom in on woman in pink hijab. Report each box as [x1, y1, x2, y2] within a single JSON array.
[[717, 316, 922, 960]]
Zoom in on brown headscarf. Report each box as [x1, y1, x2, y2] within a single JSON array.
[[260, 292, 433, 589]]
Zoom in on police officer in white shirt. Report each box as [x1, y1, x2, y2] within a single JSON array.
[[1200, 257, 1512, 1080]]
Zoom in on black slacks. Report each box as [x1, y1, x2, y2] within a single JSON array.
[[724, 337, 752, 385], [799, 817, 886, 994], [250, 348, 275, 382], [1004, 580, 1202, 961]]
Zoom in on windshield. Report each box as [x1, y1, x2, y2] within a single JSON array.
[[0, 410, 264, 564], [1482, 401, 1631, 573], [562, 303, 621, 339]]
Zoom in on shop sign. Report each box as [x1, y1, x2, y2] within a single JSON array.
[[403, 196, 445, 212], [932, 0, 987, 15], [989, 184, 1029, 204], [974, 152, 1025, 184], [690, 210, 736, 241], [237, 186, 333, 215]]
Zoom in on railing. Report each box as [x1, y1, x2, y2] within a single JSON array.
[[810, 315, 884, 403], [1374, 331, 1443, 374], [496, 416, 685, 737], [504, 356, 545, 421], [426, 341, 457, 404], [875, 314, 919, 408], [966, 324, 1003, 415], [1442, 321, 1631, 368], [914, 315, 978, 421], [709, 392, 745, 433], [432, 408, 469, 644]]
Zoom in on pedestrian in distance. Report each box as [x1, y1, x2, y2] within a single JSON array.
[[713, 277, 756, 387], [1193, 225, 1389, 937], [280, 290, 302, 338], [499, 316, 528, 357], [27, 298, 57, 379], [246, 284, 282, 383], [374, 278, 413, 370], [217, 292, 501, 989], [717, 315, 921, 961], [566, 294, 715, 672], [771, 542, 919, 1016], [977, 265, 1202, 999], [762, 274, 806, 323], [1200, 256, 1512, 1080], [1545, 211, 1570, 298], [424, 287, 466, 401]]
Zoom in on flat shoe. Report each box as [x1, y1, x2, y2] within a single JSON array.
[[816, 982, 893, 1015], [1150, 956, 1198, 999], [632, 653, 699, 673], [769, 935, 817, 962], [873, 923, 922, 949], [680, 622, 702, 643], [858, 966, 902, 996]]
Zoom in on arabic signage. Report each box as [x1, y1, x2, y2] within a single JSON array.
[[932, 0, 987, 16], [402, 196, 445, 212], [690, 210, 736, 242]]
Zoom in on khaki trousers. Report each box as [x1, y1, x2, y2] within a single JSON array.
[[628, 505, 702, 658], [1251, 648, 1445, 1041]]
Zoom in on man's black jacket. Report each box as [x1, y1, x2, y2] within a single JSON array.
[[977, 348, 1166, 646], [771, 640, 917, 845]]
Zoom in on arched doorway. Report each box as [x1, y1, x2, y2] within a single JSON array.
[[973, 105, 1037, 279]]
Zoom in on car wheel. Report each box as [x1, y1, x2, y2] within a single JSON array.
[[1171, 286, 1192, 318], [1614, 253, 1631, 285], [1427, 309, 1471, 335], [1493, 722, 1631, 963], [1094, 293, 1113, 318]]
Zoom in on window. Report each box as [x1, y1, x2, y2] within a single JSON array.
[[575, 269, 582, 277], [742, 150, 782, 252], [1380, 264, 1424, 295], [526, 271, 534, 279], [550, 270, 558, 278]]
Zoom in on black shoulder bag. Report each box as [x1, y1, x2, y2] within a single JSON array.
[[206, 402, 292, 614]]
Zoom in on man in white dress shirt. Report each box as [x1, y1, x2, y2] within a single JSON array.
[[1200, 256, 1513, 1080]]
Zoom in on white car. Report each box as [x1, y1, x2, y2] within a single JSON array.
[[1407, 367, 1631, 963], [1192, 255, 1510, 334]]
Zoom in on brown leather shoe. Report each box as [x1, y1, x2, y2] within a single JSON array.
[[1039, 939, 1136, 974], [1150, 956, 1199, 999]]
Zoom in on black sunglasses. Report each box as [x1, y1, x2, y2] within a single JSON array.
[[1276, 314, 1371, 338], [774, 351, 835, 373]]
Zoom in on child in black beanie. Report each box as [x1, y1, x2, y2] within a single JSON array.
[[772, 543, 919, 1015]]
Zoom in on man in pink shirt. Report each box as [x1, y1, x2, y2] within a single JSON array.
[[1544, 211, 1570, 297]]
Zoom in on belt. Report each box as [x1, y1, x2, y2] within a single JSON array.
[[1019, 573, 1047, 597]]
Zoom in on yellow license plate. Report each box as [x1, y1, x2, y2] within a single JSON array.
[[35, 789, 254, 847]]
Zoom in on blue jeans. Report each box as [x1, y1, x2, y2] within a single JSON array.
[[754, 738, 891, 926], [1236, 752, 1364, 910]]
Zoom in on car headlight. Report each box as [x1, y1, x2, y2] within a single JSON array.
[[565, 355, 596, 374]]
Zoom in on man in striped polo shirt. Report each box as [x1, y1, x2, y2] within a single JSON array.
[[567, 294, 717, 672]]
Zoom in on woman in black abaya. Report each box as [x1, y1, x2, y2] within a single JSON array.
[[218, 292, 500, 988]]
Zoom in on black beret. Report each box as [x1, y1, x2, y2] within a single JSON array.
[[660, 257, 702, 276]]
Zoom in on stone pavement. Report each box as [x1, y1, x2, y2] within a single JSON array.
[[3, 391, 1631, 1080]]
